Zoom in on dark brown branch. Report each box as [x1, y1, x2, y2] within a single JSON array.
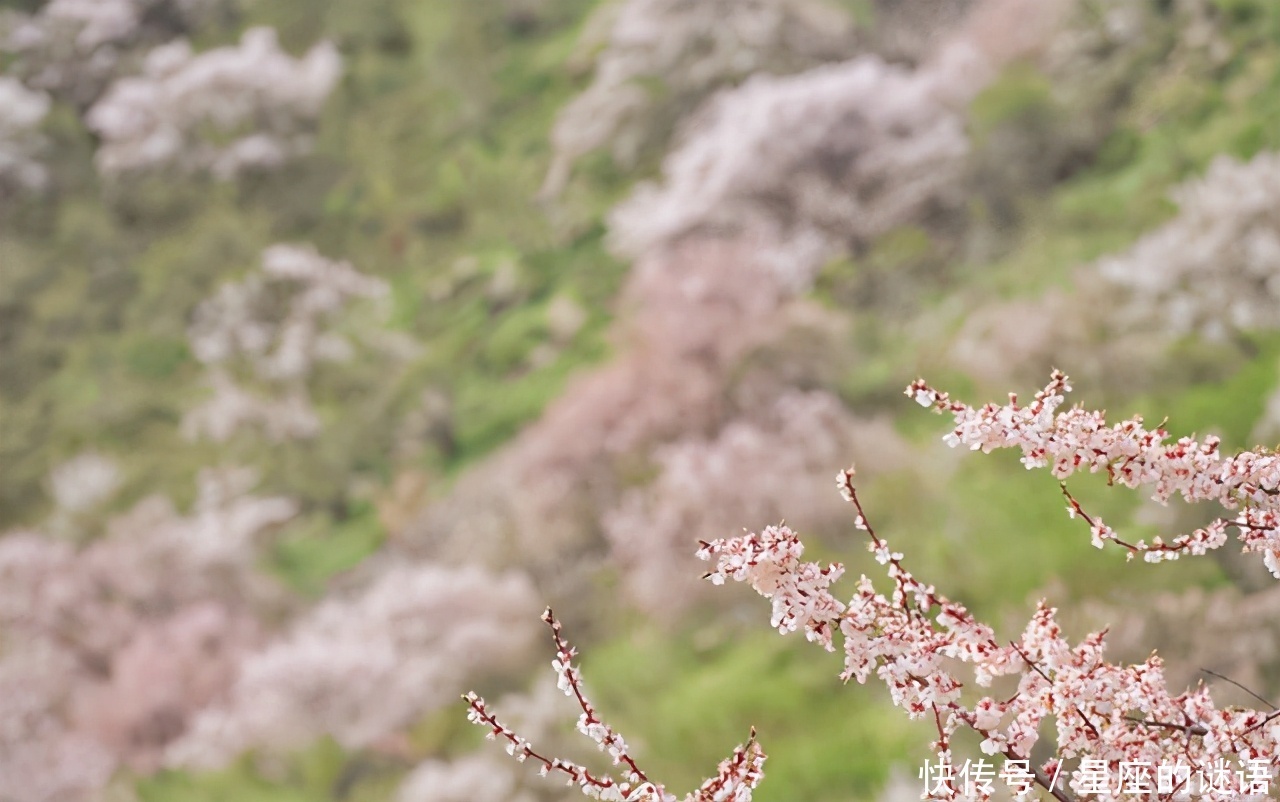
[[1124, 714, 1208, 737]]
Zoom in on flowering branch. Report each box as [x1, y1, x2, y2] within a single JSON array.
[[699, 448, 1280, 800], [907, 371, 1280, 576], [464, 608, 765, 802], [544, 608, 652, 787], [468, 373, 1280, 800]]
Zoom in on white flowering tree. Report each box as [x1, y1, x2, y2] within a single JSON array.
[[0, 76, 51, 193], [467, 372, 1280, 801], [607, 55, 971, 292], [539, 0, 856, 201], [85, 26, 341, 179], [1099, 152, 1280, 342], [2, 0, 228, 109], [182, 243, 391, 444]]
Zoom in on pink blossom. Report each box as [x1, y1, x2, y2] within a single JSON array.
[[606, 389, 907, 616], [0, 468, 294, 794], [910, 371, 1280, 576], [697, 390, 1280, 799]]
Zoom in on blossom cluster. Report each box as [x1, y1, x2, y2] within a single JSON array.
[[605, 0, 1063, 291], [608, 54, 969, 291], [182, 243, 390, 443], [909, 371, 1280, 576], [169, 562, 540, 767], [188, 243, 389, 379], [692, 375, 1280, 800], [0, 76, 51, 193], [85, 26, 340, 178], [465, 608, 766, 802], [1098, 151, 1280, 342], [2, 0, 225, 108], [699, 473, 1280, 800], [605, 389, 906, 616], [0, 467, 294, 800], [539, 0, 855, 199]]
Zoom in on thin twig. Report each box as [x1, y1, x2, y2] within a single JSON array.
[[1201, 668, 1276, 709], [544, 608, 651, 786]]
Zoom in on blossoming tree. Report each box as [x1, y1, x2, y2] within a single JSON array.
[[467, 372, 1280, 801]]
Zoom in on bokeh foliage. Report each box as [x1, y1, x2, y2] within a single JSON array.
[[11, 0, 1280, 799]]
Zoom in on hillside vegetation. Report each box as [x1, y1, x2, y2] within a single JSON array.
[[6, 1, 1280, 801]]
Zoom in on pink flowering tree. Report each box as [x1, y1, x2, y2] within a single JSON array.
[[467, 372, 1280, 801]]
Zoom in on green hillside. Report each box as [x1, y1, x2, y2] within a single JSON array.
[[7, 1, 1280, 800]]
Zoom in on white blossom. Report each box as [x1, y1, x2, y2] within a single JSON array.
[[168, 563, 540, 767], [47, 452, 122, 513], [0, 76, 51, 192], [86, 26, 341, 178], [3, 0, 226, 108], [1099, 151, 1280, 340], [540, 0, 855, 199], [608, 54, 969, 290], [181, 370, 322, 443], [182, 244, 389, 442]]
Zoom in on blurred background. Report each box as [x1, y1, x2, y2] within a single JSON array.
[[5, 0, 1280, 800]]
